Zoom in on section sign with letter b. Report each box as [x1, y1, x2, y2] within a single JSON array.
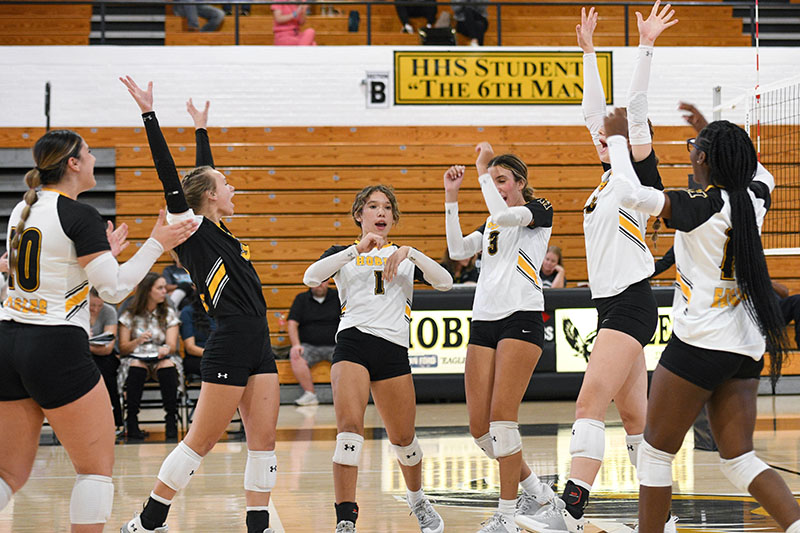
[[364, 71, 391, 108]]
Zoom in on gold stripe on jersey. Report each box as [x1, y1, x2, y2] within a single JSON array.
[[340, 300, 347, 316], [676, 268, 693, 304], [618, 210, 648, 253], [516, 250, 542, 292], [206, 258, 229, 308], [64, 283, 89, 320], [404, 299, 412, 323]]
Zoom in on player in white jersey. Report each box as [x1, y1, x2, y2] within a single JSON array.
[[519, 5, 678, 533], [444, 142, 555, 533], [0, 129, 192, 532], [604, 112, 800, 533], [303, 185, 452, 533]]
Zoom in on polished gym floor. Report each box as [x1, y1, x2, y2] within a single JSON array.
[[2, 396, 800, 532]]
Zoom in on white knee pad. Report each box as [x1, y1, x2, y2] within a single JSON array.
[[244, 450, 277, 492], [474, 432, 496, 460], [157, 441, 203, 492], [0, 477, 11, 512], [719, 450, 769, 493], [569, 418, 605, 461], [392, 436, 423, 466], [69, 474, 114, 524], [489, 421, 522, 458], [787, 519, 800, 533], [332, 432, 364, 467], [637, 440, 675, 487], [625, 433, 644, 468]]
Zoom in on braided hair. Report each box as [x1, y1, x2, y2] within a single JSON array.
[[487, 154, 534, 202], [701, 120, 788, 382], [10, 130, 83, 274]]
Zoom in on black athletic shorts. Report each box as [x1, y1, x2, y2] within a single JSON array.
[[594, 278, 658, 348], [0, 320, 101, 409], [659, 334, 764, 391], [332, 327, 411, 381], [469, 311, 545, 349], [201, 315, 277, 386]]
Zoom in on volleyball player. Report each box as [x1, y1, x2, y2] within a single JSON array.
[[444, 142, 555, 533], [0, 129, 194, 532], [303, 185, 452, 533], [518, 5, 677, 533], [119, 77, 281, 533], [603, 109, 800, 533]]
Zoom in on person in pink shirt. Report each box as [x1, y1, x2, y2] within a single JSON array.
[[272, 3, 316, 45]]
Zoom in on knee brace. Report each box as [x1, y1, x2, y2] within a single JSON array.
[[625, 433, 644, 468], [489, 421, 522, 458], [637, 440, 675, 487], [392, 436, 423, 466], [569, 418, 605, 461], [69, 474, 114, 524], [0, 477, 11, 512], [719, 450, 769, 493], [244, 450, 277, 492], [474, 432, 496, 460], [157, 441, 203, 492], [332, 432, 364, 467]]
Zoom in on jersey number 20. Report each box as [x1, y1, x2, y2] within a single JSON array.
[[9, 226, 42, 292]]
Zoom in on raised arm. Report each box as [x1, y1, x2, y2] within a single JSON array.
[[187, 98, 215, 168], [628, 0, 678, 162], [443, 165, 483, 260], [120, 76, 190, 215], [475, 143, 536, 227], [577, 7, 605, 158]]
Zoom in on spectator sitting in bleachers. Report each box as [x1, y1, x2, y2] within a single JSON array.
[[223, 2, 251, 16], [287, 279, 340, 405], [179, 290, 217, 378], [172, 0, 225, 32], [453, 0, 488, 46], [163, 251, 193, 309], [118, 272, 182, 440], [394, 0, 437, 34], [440, 250, 479, 285], [773, 281, 800, 350], [89, 288, 123, 431], [272, 2, 317, 45], [540, 245, 567, 288]]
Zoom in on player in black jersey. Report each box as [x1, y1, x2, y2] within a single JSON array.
[[604, 111, 800, 533], [0, 129, 193, 532], [120, 77, 280, 533]]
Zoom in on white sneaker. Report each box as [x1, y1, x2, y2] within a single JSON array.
[[663, 515, 678, 533], [402, 23, 414, 33], [409, 495, 444, 533], [515, 497, 584, 533], [336, 520, 357, 532], [120, 514, 168, 532], [478, 512, 521, 533], [295, 390, 319, 406], [516, 483, 555, 517]]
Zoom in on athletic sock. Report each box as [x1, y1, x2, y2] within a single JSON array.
[[0, 477, 11, 512], [498, 498, 516, 518], [520, 471, 542, 495], [562, 479, 591, 519], [140, 494, 171, 530], [407, 488, 425, 506], [246, 507, 270, 532], [335, 501, 359, 524]]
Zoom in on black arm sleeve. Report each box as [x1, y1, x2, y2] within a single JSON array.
[[652, 246, 675, 277], [524, 197, 554, 228], [602, 149, 663, 190], [195, 128, 215, 168], [664, 188, 725, 232], [142, 111, 190, 214]]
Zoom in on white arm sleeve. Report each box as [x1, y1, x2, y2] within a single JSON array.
[[608, 135, 665, 216], [167, 209, 203, 237], [478, 173, 533, 227], [445, 202, 483, 260], [83, 238, 165, 304], [303, 245, 359, 287], [754, 162, 775, 192], [627, 45, 654, 146], [582, 52, 607, 146], [407, 248, 453, 291]]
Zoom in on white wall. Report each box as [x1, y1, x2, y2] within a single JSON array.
[[1, 45, 797, 128]]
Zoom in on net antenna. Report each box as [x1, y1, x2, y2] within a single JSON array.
[[714, 74, 800, 256]]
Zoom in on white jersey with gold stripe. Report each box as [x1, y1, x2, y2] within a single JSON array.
[[472, 202, 553, 321], [1, 190, 111, 333], [324, 243, 420, 348], [665, 165, 774, 359]]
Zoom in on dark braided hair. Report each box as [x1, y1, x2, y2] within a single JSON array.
[[701, 120, 789, 383]]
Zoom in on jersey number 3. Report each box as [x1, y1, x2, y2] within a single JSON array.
[[9, 226, 42, 292], [487, 231, 500, 255]]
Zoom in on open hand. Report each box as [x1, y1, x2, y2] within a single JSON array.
[[149, 209, 198, 251], [576, 7, 598, 53], [603, 107, 629, 139], [636, 0, 678, 46], [475, 142, 495, 175], [678, 102, 708, 133], [106, 220, 129, 258], [356, 232, 385, 254], [383, 246, 410, 283], [119, 76, 154, 113], [186, 98, 210, 130]]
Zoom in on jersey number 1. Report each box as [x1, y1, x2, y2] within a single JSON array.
[[9, 226, 42, 292], [373, 271, 385, 295]]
